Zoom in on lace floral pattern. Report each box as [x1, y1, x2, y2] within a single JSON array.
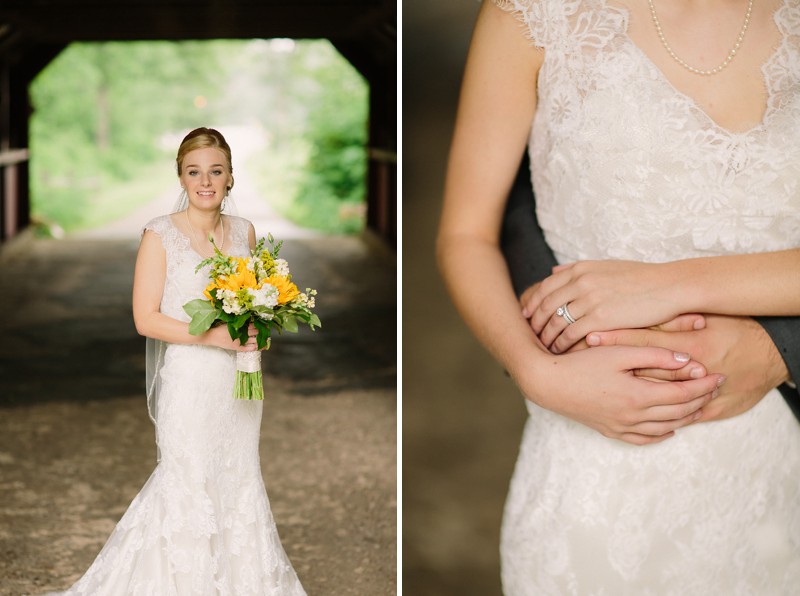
[[494, 0, 800, 593], [498, 0, 800, 263], [50, 214, 305, 595]]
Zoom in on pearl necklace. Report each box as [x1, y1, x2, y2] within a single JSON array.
[[185, 210, 224, 256], [647, 0, 753, 76]]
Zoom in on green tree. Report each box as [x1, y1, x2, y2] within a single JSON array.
[[244, 40, 369, 233]]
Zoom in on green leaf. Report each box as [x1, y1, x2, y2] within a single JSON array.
[[237, 324, 249, 346], [282, 315, 299, 333], [232, 313, 250, 330], [309, 313, 321, 328], [254, 319, 272, 350], [183, 299, 220, 335]]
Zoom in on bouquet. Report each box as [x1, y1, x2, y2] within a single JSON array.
[[183, 233, 320, 400]]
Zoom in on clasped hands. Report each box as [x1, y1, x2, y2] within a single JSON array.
[[515, 260, 789, 445]]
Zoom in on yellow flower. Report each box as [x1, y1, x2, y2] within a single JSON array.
[[203, 282, 218, 301], [266, 274, 300, 305], [217, 258, 259, 292]]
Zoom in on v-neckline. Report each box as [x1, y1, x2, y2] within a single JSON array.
[[168, 212, 228, 261], [601, 0, 789, 137]]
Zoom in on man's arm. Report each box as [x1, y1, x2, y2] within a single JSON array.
[[756, 317, 800, 418], [500, 153, 556, 294], [500, 154, 800, 419]]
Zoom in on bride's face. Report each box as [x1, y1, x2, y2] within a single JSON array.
[[179, 147, 232, 211]]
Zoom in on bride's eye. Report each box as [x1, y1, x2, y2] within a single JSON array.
[[212, 170, 222, 176]]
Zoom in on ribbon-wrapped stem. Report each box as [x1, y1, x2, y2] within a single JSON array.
[[234, 351, 264, 400]]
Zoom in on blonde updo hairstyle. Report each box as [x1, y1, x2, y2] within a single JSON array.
[[176, 127, 234, 193]]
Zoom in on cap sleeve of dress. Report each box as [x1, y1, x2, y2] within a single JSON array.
[[493, 0, 562, 49], [142, 214, 170, 239], [141, 214, 187, 258]]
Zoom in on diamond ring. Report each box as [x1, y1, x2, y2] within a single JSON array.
[[556, 303, 576, 325]]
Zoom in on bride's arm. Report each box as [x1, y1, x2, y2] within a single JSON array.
[[526, 252, 800, 353], [132, 230, 258, 351], [437, 1, 724, 445], [437, 1, 542, 371]]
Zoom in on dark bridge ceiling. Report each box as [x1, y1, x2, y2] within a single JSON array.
[[0, 0, 395, 41], [0, 0, 395, 73]]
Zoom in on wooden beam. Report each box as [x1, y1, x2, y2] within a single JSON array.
[[0, 1, 394, 42], [0, 148, 28, 166]]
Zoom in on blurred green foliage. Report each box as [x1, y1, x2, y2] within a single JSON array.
[[29, 39, 367, 234], [245, 40, 368, 234]]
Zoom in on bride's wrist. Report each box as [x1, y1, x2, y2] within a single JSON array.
[[654, 260, 698, 320], [199, 325, 221, 347], [663, 257, 727, 316], [504, 341, 557, 404]]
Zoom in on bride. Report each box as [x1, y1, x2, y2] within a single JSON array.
[[47, 127, 306, 595], [437, 0, 800, 592]]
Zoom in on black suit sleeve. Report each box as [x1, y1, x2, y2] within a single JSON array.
[[500, 153, 557, 296], [756, 317, 800, 419], [499, 152, 800, 418]]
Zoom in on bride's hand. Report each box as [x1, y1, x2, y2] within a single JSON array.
[[514, 342, 725, 445], [522, 260, 682, 353], [586, 314, 788, 422], [203, 324, 261, 351]]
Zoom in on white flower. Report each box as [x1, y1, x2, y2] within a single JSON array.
[[297, 291, 316, 309], [220, 289, 245, 315], [250, 283, 279, 309], [274, 258, 290, 277]]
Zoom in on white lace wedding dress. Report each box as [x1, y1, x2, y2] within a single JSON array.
[[49, 214, 306, 595], [495, 0, 800, 593]]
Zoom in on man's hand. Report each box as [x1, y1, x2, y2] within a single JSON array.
[[586, 315, 790, 422]]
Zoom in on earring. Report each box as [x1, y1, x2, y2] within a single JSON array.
[[220, 197, 227, 212]]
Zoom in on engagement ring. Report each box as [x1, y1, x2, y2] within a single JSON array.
[[556, 303, 576, 325]]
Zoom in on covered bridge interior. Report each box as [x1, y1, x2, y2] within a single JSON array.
[[0, 0, 396, 246]]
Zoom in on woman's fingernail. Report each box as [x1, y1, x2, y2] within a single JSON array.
[[690, 366, 704, 379], [712, 389, 720, 399], [674, 352, 691, 363], [716, 375, 727, 387], [522, 308, 529, 318], [586, 333, 600, 346], [693, 318, 705, 330]]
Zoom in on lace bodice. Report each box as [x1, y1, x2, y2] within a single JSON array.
[[498, 0, 800, 263], [144, 214, 251, 320]]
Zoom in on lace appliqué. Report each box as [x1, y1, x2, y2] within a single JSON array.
[[498, 0, 800, 262]]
